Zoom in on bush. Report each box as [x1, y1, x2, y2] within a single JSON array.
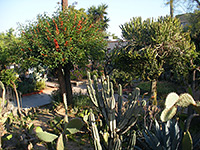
[[35, 80, 46, 91], [18, 78, 46, 94], [51, 89, 92, 107], [73, 94, 92, 107], [137, 81, 177, 98], [110, 69, 133, 89]]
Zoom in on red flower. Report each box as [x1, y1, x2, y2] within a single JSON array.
[[46, 21, 50, 26], [55, 24, 59, 35], [61, 21, 63, 27], [54, 39, 59, 50], [78, 26, 82, 31], [64, 41, 68, 46], [46, 27, 50, 33]]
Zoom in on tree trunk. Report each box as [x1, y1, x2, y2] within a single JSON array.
[[63, 63, 73, 105], [62, 0, 68, 11], [57, 64, 67, 102], [150, 79, 157, 105], [170, 0, 174, 17]]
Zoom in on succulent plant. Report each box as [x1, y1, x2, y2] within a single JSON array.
[[87, 72, 142, 150], [141, 119, 182, 150], [160, 92, 197, 122]]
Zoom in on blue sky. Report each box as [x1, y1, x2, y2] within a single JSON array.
[[0, 0, 172, 37]]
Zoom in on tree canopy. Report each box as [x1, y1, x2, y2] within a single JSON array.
[[0, 29, 20, 70], [19, 7, 107, 104], [116, 16, 198, 103], [20, 7, 106, 69]]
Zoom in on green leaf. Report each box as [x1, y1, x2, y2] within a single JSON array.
[[66, 118, 84, 134], [182, 130, 193, 150], [36, 127, 58, 142], [35, 126, 43, 132], [6, 134, 13, 140]]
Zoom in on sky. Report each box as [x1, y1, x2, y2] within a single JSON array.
[[0, 0, 172, 38]]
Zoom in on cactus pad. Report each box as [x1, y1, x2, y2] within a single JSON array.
[[36, 127, 58, 142], [165, 92, 179, 109], [176, 93, 196, 107], [160, 106, 177, 122]]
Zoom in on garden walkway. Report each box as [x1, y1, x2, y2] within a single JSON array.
[[21, 81, 88, 108]]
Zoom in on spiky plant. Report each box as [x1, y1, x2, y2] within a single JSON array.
[[139, 119, 182, 150], [87, 72, 142, 150]]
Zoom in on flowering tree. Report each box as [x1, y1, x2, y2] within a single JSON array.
[[20, 8, 107, 104]]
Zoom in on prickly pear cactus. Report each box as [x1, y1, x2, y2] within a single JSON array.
[[87, 72, 142, 150], [161, 92, 198, 122]]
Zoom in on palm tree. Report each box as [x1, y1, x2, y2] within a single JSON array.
[[88, 4, 110, 31]]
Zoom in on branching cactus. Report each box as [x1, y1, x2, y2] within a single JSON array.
[[87, 72, 142, 150]]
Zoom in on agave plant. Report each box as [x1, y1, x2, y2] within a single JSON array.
[[139, 119, 182, 150]]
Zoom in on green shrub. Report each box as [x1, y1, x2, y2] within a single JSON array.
[[35, 80, 46, 91], [50, 89, 62, 104], [73, 94, 92, 107], [110, 69, 133, 89], [137, 81, 177, 98]]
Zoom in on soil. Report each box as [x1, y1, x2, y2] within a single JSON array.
[[31, 104, 94, 150], [1, 102, 93, 150]]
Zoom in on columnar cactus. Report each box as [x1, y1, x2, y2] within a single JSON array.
[[87, 72, 142, 150], [0, 81, 5, 108]]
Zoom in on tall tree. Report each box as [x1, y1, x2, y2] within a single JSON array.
[[20, 8, 107, 105], [87, 4, 110, 31], [117, 16, 197, 104]]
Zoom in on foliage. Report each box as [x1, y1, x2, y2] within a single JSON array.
[[0, 69, 18, 88], [117, 16, 197, 103], [17, 67, 47, 94], [137, 81, 177, 98], [87, 72, 143, 149], [73, 94, 92, 107], [188, 10, 200, 52], [109, 69, 133, 89], [118, 16, 197, 82], [140, 119, 182, 150], [87, 4, 110, 31], [19, 6, 107, 105], [19, 7, 106, 70], [0, 29, 21, 70]]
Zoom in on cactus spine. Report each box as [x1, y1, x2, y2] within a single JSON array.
[[87, 72, 142, 150]]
